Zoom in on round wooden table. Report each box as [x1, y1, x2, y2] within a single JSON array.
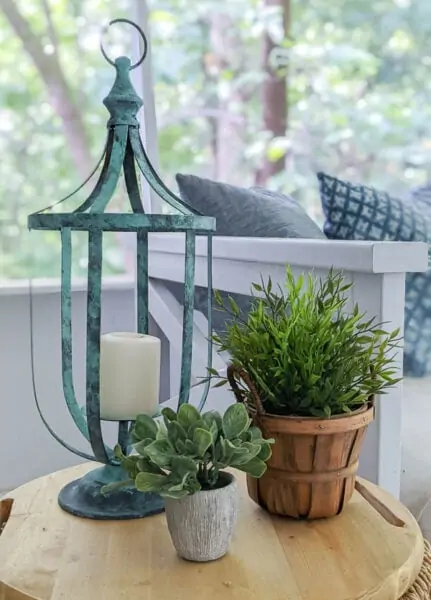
[[0, 464, 424, 600]]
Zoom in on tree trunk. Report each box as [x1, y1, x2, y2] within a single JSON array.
[[204, 13, 247, 182], [255, 0, 290, 186], [0, 0, 93, 180]]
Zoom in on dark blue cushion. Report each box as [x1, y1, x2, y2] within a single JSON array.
[[175, 175, 325, 239], [318, 171, 431, 377]]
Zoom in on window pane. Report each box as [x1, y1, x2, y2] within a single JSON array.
[[149, 0, 430, 226], [0, 0, 132, 279], [3, 1, 430, 277]]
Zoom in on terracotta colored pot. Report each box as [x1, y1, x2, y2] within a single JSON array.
[[227, 365, 374, 519]]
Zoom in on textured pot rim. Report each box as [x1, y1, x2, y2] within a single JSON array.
[[251, 401, 375, 435], [163, 473, 236, 502], [197, 471, 236, 493]]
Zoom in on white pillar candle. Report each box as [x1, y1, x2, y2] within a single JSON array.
[[99, 332, 161, 421]]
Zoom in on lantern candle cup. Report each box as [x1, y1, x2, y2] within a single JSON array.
[[99, 332, 161, 421]]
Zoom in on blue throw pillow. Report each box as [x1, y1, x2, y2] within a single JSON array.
[[175, 175, 325, 239], [318, 171, 431, 377]]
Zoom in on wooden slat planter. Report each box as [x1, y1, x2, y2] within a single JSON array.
[[249, 405, 374, 519], [228, 365, 375, 519]]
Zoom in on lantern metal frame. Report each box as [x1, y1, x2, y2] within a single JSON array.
[[27, 19, 215, 520]]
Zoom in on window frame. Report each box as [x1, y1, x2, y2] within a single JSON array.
[[132, 0, 161, 215]]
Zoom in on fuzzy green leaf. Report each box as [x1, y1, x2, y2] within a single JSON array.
[[133, 438, 155, 455], [257, 443, 273, 462], [113, 444, 127, 461], [137, 458, 164, 475], [144, 439, 175, 468], [218, 437, 235, 464], [209, 421, 219, 443], [236, 457, 268, 478], [185, 439, 199, 455], [177, 404, 201, 429], [156, 423, 168, 440], [171, 455, 198, 477], [118, 455, 140, 479], [167, 421, 187, 449], [101, 479, 134, 495], [193, 428, 213, 457], [176, 439, 187, 455], [188, 419, 209, 436], [247, 427, 263, 441], [230, 450, 255, 466], [132, 414, 158, 442], [135, 472, 167, 493], [222, 403, 250, 439], [202, 410, 222, 431], [242, 441, 264, 459], [161, 407, 177, 426]]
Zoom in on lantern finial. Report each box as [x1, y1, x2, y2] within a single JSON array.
[[100, 18, 149, 128], [103, 57, 143, 127]]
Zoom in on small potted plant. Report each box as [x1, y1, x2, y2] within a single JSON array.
[[210, 267, 401, 519], [111, 403, 273, 562]]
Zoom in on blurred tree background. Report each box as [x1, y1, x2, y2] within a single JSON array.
[[0, 0, 429, 278]]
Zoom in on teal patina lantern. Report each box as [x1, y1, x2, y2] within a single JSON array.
[[27, 19, 215, 520]]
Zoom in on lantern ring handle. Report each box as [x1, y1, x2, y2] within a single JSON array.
[[100, 18, 148, 70]]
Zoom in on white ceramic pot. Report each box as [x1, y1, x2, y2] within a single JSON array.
[[164, 472, 238, 562]]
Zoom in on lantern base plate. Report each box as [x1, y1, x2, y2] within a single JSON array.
[[58, 464, 164, 520]]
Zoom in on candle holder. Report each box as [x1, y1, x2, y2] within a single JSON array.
[[27, 19, 215, 520]]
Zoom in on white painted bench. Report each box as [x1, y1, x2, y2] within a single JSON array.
[[148, 234, 428, 499]]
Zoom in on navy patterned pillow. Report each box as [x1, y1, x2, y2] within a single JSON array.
[[318, 171, 431, 377], [411, 183, 431, 206]]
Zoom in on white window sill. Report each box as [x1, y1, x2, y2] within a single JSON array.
[[0, 275, 135, 297]]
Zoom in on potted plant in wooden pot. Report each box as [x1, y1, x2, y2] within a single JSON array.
[[211, 267, 401, 519], [109, 403, 273, 562]]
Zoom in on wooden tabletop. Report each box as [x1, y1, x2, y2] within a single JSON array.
[[0, 463, 424, 600]]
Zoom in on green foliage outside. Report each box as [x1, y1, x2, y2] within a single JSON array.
[[105, 403, 274, 498], [0, 0, 430, 278], [212, 268, 402, 417]]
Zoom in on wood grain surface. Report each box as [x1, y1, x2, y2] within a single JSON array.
[[0, 463, 424, 600]]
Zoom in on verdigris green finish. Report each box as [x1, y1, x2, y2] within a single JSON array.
[[28, 213, 214, 231], [27, 19, 215, 520], [58, 464, 164, 521]]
